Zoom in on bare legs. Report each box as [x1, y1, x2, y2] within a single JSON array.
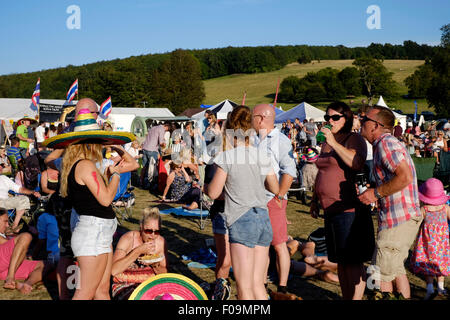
[[72, 253, 109, 300], [380, 274, 411, 299], [230, 243, 269, 300], [214, 233, 231, 280], [338, 263, 367, 300], [4, 233, 33, 288]]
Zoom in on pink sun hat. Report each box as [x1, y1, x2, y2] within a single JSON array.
[[418, 178, 449, 206]]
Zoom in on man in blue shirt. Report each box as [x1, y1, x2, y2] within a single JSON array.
[[252, 104, 297, 295]]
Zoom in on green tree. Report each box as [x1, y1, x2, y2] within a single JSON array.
[[338, 67, 362, 96], [353, 57, 398, 104], [404, 62, 434, 98], [152, 49, 205, 115]]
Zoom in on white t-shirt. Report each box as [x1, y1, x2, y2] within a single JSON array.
[[35, 125, 46, 143], [0, 175, 21, 200]]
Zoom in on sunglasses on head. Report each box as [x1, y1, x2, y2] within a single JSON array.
[[324, 114, 345, 122], [142, 229, 160, 235], [360, 115, 385, 127]]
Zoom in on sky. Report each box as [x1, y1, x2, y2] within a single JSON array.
[[0, 0, 448, 75]]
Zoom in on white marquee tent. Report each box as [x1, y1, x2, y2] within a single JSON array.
[[274, 102, 326, 124], [191, 99, 238, 120]]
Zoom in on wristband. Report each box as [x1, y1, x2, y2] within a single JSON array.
[[111, 172, 120, 179]]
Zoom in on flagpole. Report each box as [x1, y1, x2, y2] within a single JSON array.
[[273, 77, 280, 109], [242, 91, 246, 105]]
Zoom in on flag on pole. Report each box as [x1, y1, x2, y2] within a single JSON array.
[[30, 78, 40, 111], [241, 91, 247, 105], [66, 79, 78, 103], [100, 96, 112, 118], [273, 77, 280, 108], [413, 100, 418, 122]]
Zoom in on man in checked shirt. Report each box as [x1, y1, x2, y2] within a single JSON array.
[[359, 105, 422, 300]]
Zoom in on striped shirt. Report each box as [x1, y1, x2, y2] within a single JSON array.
[[6, 146, 22, 162], [372, 133, 421, 231]]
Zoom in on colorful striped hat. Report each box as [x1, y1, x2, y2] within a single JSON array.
[[306, 149, 318, 162], [42, 108, 135, 149], [129, 273, 208, 300]]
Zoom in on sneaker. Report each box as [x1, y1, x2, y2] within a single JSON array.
[[211, 278, 231, 300]]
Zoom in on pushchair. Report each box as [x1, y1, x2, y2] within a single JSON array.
[[112, 171, 135, 222]]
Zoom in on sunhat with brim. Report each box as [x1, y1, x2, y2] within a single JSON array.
[[18, 116, 38, 124], [418, 178, 449, 206], [42, 108, 135, 149], [129, 273, 208, 300]]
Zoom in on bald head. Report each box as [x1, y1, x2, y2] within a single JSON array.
[[252, 104, 276, 131], [75, 98, 99, 119]]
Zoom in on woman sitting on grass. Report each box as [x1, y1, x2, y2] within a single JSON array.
[[111, 207, 168, 300], [161, 161, 202, 210]]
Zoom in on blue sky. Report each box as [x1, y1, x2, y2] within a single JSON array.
[[0, 0, 448, 75]]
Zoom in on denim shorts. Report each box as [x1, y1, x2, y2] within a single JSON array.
[[228, 207, 273, 248], [71, 215, 117, 257], [212, 214, 228, 235]]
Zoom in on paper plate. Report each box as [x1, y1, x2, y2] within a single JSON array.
[[138, 255, 164, 265]]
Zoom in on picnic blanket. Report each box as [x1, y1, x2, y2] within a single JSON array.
[[182, 248, 217, 269], [159, 206, 209, 218]]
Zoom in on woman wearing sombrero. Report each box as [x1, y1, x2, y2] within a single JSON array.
[[43, 108, 135, 300]]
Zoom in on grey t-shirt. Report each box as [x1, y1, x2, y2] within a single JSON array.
[[304, 122, 318, 139], [214, 145, 272, 228]]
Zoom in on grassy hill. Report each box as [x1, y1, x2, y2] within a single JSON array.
[[203, 59, 431, 114]]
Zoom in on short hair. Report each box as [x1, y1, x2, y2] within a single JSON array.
[[10, 137, 20, 146], [141, 207, 161, 229], [326, 101, 354, 134], [0, 209, 7, 217], [371, 105, 395, 130]]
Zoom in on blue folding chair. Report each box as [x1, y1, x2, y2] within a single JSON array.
[[112, 171, 135, 222]]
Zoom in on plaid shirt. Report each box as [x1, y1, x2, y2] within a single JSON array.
[[372, 133, 421, 231]]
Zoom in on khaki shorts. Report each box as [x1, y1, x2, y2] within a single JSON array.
[[0, 196, 30, 211], [372, 216, 422, 282]]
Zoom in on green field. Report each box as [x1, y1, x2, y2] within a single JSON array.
[[203, 59, 431, 114]]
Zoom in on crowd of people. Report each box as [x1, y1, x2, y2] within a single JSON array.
[[0, 97, 448, 301]]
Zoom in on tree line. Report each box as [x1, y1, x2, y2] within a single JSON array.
[[0, 40, 442, 115]]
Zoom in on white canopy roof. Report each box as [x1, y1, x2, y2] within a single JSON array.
[[191, 99, 238, 120], [376, 96, 407, 131], [274, 102, 326, 123]]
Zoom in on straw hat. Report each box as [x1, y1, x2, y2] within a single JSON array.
[[128, 273, 208, 300], [42, 108, 135, 149], [17, 115, 37, 124], [418, 178, 449, 206]]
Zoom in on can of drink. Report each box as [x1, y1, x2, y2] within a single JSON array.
[[355, 173, 368, 194], [316, 124, 332, 143]]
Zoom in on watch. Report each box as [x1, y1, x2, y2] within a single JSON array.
[[276, 194, 284, 200], [374, 187, 383, 200]]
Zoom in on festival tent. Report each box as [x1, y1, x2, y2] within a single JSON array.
[[274, 102, 325, 124], [191, 99, 238, 120], [376, 96, 407, 132]]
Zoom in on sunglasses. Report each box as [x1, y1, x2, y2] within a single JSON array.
[[142, 229, 160, 235], [360, 115, 385, 127], [324, 114, 345, 122]]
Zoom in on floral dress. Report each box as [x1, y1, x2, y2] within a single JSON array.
[[169, 173, 190, 201], [410, 205, 450, 276]]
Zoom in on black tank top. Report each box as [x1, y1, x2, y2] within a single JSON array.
[[68, 159, 115, 219]]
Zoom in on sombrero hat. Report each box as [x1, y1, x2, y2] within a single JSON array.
[[129, 273, 208, 300], [42, 108, 135, 149], [306, 148, 318, 162]]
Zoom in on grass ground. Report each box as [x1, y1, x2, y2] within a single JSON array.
[[203, 59, 431, 114], [1, 187, 448, 301]]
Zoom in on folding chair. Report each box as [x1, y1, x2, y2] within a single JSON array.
[[112, 171, 135, 222]]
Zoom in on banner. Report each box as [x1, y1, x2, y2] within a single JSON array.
[[39, 103, 76, 123]]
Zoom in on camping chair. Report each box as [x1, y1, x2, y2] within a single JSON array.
[[435, 151, 450, 187], [412, 156, 436, 184], [112, 171, 135, 222]]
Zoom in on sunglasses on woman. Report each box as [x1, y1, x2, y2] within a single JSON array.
[[324, 114, 345, 122], [142, 229, 160, 235]]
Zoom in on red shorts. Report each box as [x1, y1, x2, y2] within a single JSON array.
[[0, 239, 39, 280], [267, 198, 288, 246]]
